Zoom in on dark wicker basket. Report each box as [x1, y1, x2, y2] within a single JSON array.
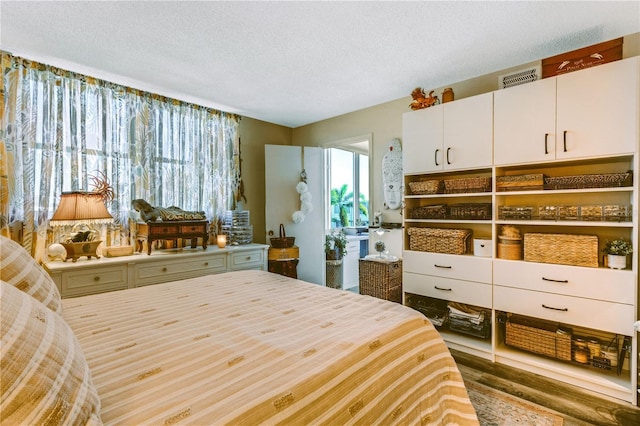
[[505, 314, 572, 361], [270, 224, 295, 248]]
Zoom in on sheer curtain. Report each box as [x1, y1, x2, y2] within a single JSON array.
[[1, 53, 241, 260]]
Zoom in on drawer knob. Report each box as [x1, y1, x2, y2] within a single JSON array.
[[542, 277, 568, 283], [246, 256, 251, 260], [94, 276, 100, 282], [162, 267, 168, 272], [542, 304, 568, 312], [204, 262, 209, 266]]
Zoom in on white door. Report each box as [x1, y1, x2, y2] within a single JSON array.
[[265, 145, 325, 285]]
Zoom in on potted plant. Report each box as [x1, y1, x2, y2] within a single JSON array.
[[603, 238, 633, 269], [325, 230, 348, 260]]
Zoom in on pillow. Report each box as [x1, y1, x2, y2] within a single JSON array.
[[0, 235, 62, 314], [0, 281, 102, 425]]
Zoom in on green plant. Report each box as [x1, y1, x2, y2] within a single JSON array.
[[603, 238, 633, 256], [330, 184, 368, 227], [325, 230, 348, 259]]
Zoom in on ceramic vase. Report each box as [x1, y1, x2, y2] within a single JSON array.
[[607, 254, 626, 269]]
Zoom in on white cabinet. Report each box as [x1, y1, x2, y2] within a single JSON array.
[[45, 244, 269, 297], [342, 238, 362, 290], [494, 57, 639, 165], [403, 92, 493, 173], [403, 56, 639, 404]]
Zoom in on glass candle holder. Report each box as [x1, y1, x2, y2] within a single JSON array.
[[217, 235, 227, 248]]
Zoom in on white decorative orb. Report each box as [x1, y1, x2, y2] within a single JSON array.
[[47, 243, 67, 261]]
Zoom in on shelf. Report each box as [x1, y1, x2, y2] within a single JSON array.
[[495, 219, 633, 228], [405, 219, 492, 225], [495, 187, 633, 196], [405, 192, 492, 199]]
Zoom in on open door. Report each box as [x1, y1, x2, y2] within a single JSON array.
[[265, 145, 325, 284]]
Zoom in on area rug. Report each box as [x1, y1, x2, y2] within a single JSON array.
[[465, 380, 564, 426]]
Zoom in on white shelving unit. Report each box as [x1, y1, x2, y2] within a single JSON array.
[[402, 56, 639, 404]]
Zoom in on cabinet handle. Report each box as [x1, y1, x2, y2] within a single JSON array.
[[446, 147, 452, 165], [434, 264, 452, 269], [542, 304, 568, 312], [563, 130, 568, 152], [204, 262, 209, 266], [434, 286, 452, 291], [246, 256, 251, 260], [434, 149, 440, 166], [93, 276, 100, 282], [162, 267, 168, 272], [544, 133, 549, 154], [542, 277, 568, 283]]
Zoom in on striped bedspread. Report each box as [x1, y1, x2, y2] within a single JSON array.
[[62, 270, 478, 425]]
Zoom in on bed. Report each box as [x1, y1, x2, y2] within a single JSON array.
[[1, 235, 478, 425]]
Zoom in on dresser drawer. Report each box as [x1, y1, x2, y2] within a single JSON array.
[[61, 265, 128, 297], [147, 223, 180, 237], [404, 251, 492, 283], [231, 249, 265, 270], [134, 254, 227, 286], [494, 260, 634, 304], [404, 272, 492, 308], [494, 286, 634, 335], [179, 223, 208, 235]]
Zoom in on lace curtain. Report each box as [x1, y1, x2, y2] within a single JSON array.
[[0, 53, 241, 260]]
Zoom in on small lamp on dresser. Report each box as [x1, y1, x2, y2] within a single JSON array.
[[49, 191, 113, 262]]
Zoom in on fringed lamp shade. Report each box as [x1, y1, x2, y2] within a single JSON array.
[[50, 191, 113, 225]]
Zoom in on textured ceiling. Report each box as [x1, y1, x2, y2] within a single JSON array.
[[1, 1, 639, 128]]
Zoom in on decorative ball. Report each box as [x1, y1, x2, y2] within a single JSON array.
[[47, 243, 67, 261]]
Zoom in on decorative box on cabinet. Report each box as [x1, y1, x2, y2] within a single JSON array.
[[136, 220, 209, 255], [45, 244, 268, 298]]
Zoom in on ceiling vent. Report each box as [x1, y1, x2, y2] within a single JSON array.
[[498, 66, 541, 89]]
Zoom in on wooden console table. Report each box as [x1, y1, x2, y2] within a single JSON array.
[[136, 220, 209, 255]]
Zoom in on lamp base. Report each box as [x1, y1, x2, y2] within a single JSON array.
[[61, 241, 102, 262]]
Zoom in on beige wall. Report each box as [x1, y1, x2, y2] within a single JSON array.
[[239, 117, 292, 243]]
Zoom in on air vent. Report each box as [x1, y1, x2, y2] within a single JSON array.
[[498, 66, 541, 89]]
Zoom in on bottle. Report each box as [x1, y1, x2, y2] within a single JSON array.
[[442, 88, 454, 103]]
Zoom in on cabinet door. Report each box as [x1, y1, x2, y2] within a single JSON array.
[[494, 77, 556, 165], [556, 57, 639, 159], [443, 92, 493, 170], [402, 106, 444, 173]]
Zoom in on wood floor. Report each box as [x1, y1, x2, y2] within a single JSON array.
[[451, 349, 640, 425]]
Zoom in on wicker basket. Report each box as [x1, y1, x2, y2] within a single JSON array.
[[544, 172, 632, 190], [270, 224, 295, 248], [448, 203, 492, 220], [359, 259, 402, 302], [497, 236, 522, 260], [443, 176, 491, 194], [408, 180, 442, 195], [524, 233, 598, 267], [498, 206, 534, 220], [505, 314, 572, 361], [408, 227, 471, 254], [496, 174, 545, 191], [408, 204, 447, 219]]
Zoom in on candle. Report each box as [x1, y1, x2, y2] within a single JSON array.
[[217, 235, 227, 248]]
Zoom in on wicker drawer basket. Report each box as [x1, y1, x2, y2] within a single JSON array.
[[524, 233, 598, 267], [408, 204, 447, 219], [496, 174, 544, 191], [407, 227, 472, 254], [408, 180, 442, 195], [505, 314, 572, 361], [443, 176, 491, 194], [359, 259, 402, 303]]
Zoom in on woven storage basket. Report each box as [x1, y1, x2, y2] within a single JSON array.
[[408, 180, 442, 195], [497, 237, 522, 260], [496, 174, 544, 191], [359, 259, 402, 302], [544, 172, 632, 190], [447, 203, 492, 220], [505, 315, 572, 361], [443, 176, 491, 194], [408, 227, 471, 254], [408, 204, 447, 219], [524, 233, 598, 267]]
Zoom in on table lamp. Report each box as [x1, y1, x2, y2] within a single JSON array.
[[50, 191, 113, 262]]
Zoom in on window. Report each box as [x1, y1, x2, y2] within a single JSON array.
[[328, 147, 369, 228]]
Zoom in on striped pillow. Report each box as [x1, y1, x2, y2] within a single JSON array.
[[0, 281, 102, 425], [0, 235, 62, 314]]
